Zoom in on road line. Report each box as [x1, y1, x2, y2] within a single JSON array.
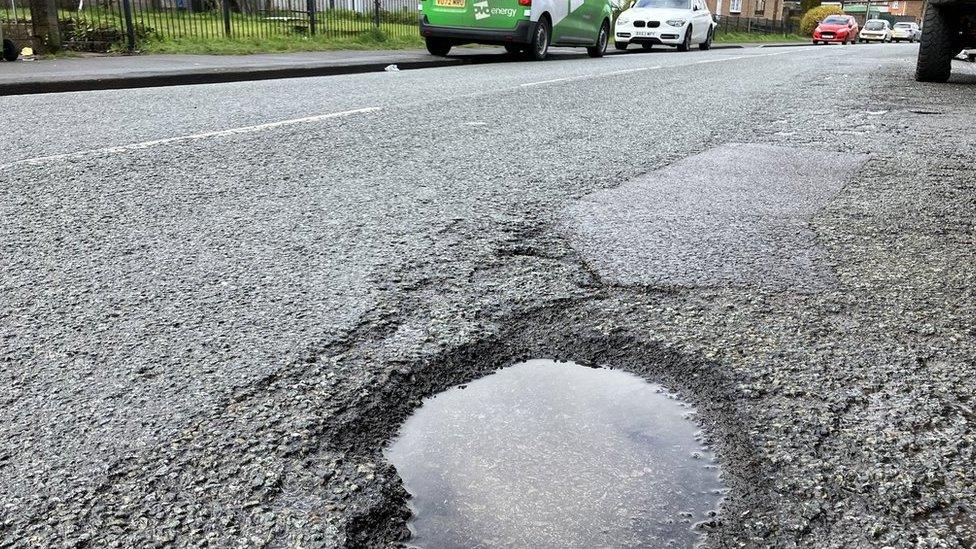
[[520, 75, 593, 87], [605, 66, 662, 75], [518, 49, 803, 88], [1, 107, 381, 170], [521, 65, 663, 87]]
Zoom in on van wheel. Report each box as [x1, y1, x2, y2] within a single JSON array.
[[504, 43, 522, 55], [699, 27, 712, 50], [614, 41, 628, 50], [425, 37, 452, 57], [677, 25, 692, 51], [915, 5, 954, 82], [587, 20, 609, 58], [2, 39, 18, 62], [528, 17, 550, 60]]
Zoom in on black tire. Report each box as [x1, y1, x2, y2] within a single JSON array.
[[528, 17, 550, 60], [614, 41, 629, 50], [588, 20, 609, 57], [2, 38, 18, 62], [699, 27, 712, 50], [425, 37, 452, 57], [504, 43, 522, 55], [969, 54, 976, 63], [677, 25, 692, 51], [641, 43, 653, 51], [915, 5, 956, 82]]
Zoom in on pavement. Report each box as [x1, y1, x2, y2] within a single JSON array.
[[0, 42, 787, 95], [2, 42, 976, 548]]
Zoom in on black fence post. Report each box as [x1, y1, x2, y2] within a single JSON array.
[[121, 0, 136, 50], [222, 0, 232, 37], [307, 0, 316, 35], [373, 0, 380, 28]]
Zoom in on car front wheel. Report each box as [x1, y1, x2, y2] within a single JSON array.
[[615, 41, 628, 50], [915, 5, 955, 82], [587, 20, 609, 58], [528, 17, 551, 61], [677, 26, 692, 51]]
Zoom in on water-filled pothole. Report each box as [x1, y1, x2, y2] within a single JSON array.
[[385, 359, 725, 548]]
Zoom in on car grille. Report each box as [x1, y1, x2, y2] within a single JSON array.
[[632, 20, 660, 28], [822, 32, 834, 37], [634, 20, 645, 27]]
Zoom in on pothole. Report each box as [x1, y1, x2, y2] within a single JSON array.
[[384, 359, 725, 548]]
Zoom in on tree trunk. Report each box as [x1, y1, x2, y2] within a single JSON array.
[[28, 0, 61, 52]]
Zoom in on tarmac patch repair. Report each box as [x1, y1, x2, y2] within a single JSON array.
[[560, 144, 869, 291]]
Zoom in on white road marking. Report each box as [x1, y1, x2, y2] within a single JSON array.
[[605, 66, 661, 75], [1, 107, 381, 170], [518, 49, 800, 88], [520, 75, 593, 87]]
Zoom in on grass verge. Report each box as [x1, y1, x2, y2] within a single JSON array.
[[141, 28, 423, 54], [714, 31, 807, 43]]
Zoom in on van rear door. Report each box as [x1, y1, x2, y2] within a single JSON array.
[[423, 0, 525, 30]]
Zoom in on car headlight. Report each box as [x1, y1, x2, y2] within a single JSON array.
[[616, 16, 630, 25], [666, 19, 686, 27]]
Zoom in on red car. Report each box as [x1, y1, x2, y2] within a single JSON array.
[[813, 15, 860, 45]]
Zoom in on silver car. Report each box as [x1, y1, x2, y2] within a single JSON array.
[[891, 22, 921, 43]]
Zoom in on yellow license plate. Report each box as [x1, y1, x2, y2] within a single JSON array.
[[435, 0, 465, 7]]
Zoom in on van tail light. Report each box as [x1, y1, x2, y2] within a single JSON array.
[[518, 0, 530, 6]]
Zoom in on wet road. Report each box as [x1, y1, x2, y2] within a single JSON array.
[[2, 43, 975, 547]]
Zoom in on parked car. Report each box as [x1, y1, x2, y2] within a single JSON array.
[[915, 3, 976, 81], [813, 14, 860, 45], [891, 21, 921, 42], [967, 49, 976, 62], [1, 26, 20, 62], [420, 0, 613, 59], [613, 0, 717, 52], [859, 19, 892, 42]]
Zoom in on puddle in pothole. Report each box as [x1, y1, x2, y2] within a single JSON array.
[[385, 359, 725, 548]]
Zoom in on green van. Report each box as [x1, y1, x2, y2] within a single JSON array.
[[419, 0, 613, 60]]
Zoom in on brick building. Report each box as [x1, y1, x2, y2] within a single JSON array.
[[703, 0, 925, 22], [704, 0, 784, 20]]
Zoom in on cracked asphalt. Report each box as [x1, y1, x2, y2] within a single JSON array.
[[1, 43, 974, 547]]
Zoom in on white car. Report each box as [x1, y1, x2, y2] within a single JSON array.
[[614, 0, 717, 52], [891, 22, 921, 42], [859, 19, 892, 43]]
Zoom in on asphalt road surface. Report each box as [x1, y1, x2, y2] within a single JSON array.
[[2, 43, 975, 547]]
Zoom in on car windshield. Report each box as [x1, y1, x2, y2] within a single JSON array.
[[821, 16, 848, 24], [894, 23, 912, 28], [633, 0, 692, 9], [865, 21, 885, 30]]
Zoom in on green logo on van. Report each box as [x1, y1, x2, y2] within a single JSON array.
[[473, 1, 517, 20]]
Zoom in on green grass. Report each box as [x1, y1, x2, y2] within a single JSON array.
[[141, 29, 423, 54], [714, 31, 806, 43], [51, 7, 422, 53]]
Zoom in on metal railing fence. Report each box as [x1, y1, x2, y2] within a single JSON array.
[[2, 0, 418, 51], [715, 15, 797, 35]]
